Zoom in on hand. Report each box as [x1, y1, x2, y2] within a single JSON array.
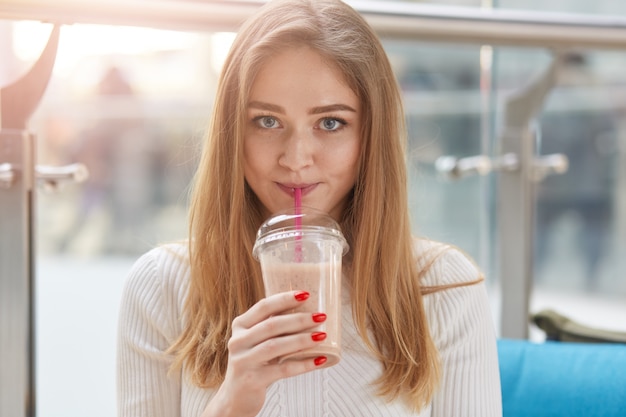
[[201, 290, 328, 417]]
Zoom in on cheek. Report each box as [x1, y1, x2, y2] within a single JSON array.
[[243, 139, 261, 170], [340, 141, 361, 180], [242, 144, 258, 184], [243, 139, 273, 187]]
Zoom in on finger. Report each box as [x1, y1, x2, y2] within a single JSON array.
[[244, 331, 327, 366], [233, 290, 310, 330], [265, 354, 328, 382], [229, 311, 326, 352]]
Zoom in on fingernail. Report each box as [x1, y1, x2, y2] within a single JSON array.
[[312, 313, 327, 323], [314, 356, 327, 366], [311, 332, 327, 342], [294, 291, 309, 301]]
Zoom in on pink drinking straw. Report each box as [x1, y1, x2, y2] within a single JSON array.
[[294, 188, 303, 262]]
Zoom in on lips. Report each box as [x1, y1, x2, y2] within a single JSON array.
[[277, 183, 318, 197]]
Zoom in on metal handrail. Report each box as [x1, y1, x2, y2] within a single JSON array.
[[1, 0, 626, 49]]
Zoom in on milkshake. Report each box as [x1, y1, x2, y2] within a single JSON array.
[[252, 207, 348, 368], [261, 261, 342, 365]]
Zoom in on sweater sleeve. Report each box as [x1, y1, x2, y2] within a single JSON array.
[[424, 246, 503, 417], [117, 246, 186, 417]]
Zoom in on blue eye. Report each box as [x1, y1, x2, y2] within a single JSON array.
[[319, 118, 346, 131], [255, 116, 280, 129]]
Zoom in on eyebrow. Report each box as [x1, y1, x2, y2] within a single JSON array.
[[248, 101, 284, 114], [248, 101, 357, 115], [310, 104, 357, 114]]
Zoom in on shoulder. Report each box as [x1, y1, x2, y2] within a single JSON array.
[[120, 242, 190, 341], [412, 237, 482, 287], [413, 239, 497, 359], [125, 242, 190, 297], [414, 241, 502, 414], [413, 239, 496, 353], [130, 239, 189, 280]]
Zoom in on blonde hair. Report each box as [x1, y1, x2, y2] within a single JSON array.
[[170, 0, 444, 410]]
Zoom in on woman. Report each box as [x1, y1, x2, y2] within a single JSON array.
[[117, 0, 502, 416]]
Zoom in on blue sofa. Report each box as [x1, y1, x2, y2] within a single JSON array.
[[497, 339, 626, 417]]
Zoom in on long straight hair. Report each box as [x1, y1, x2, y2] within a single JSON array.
[[170, 0, 442, 410]]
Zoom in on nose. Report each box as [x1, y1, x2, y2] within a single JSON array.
[[278, 130, 313, 171]]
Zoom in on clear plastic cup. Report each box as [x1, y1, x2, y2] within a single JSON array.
[[252, 207, 349, 368]]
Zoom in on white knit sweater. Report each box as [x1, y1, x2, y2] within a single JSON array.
[[117, 240, 502, 417]]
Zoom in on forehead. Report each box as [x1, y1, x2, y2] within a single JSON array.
[[248, 46, 357, 104]]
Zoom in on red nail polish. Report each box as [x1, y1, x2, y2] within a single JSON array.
[[312, 313, 327, 323], [294, 291, 309, 301], [314, 356, 327, 366], [311, 332, 327, 342]]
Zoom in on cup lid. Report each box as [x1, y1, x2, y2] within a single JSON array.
[[252, 206, 349, 258]]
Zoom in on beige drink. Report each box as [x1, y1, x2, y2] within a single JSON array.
[[261, 261, 342, 366], [253, 207, 348, 369]]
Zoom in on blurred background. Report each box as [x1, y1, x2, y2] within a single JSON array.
[[1, 0, 625, 416]]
